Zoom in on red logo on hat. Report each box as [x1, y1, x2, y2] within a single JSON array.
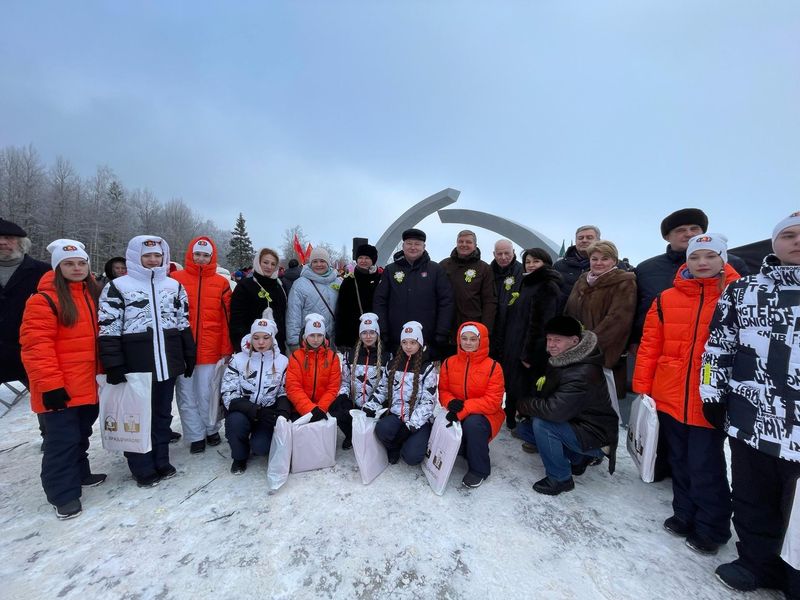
[[143, 240, 158, 247], [257, 320, 268, 326], [62, 245, 78, 251], [404, 327, 413, 333], [364, 319, 372, 325], [695, 236, 713, 243], [313, 321, 321, 328], [197, 240, 208, 246]]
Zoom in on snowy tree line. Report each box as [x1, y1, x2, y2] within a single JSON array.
[[0, 144, 232, 270]]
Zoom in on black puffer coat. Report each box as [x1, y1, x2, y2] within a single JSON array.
[[489, 258, 523, 360], [229, 273, 288, 352], [552, 245, 588, 298], [334, 267, 380, 349]]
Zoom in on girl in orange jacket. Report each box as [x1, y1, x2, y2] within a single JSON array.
[[171, 236, 233, 453], [285, 313, 345, 435], [633, 233, 740, 555], [20, 239, 105, 520], [438, 321, 505, 488]]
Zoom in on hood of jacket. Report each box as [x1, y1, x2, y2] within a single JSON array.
[[521, 265, 562, 288], [252, 247, 280, 279], [761, 253, 800, 285], [448, 247, 482, 264], [549, 329, 602, 368], [183, 235, 219, 277], [455, 321, 490, 362], [103, 256, 125, 280], [300, 264, 338, 284], [672, 262, 740, 294], [125, 235, 171, 282]]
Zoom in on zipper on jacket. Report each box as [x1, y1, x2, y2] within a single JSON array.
[[683, 286, 705, 423], [150, 271, 166, 380], [463, 355, 471, 400], [254, 354, 264, 404], [311, 348, 319, 404], [195, 271, 203, 352]]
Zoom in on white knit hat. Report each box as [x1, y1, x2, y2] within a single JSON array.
[[140, 238, 163, 255], [192, 238, 213, 255], [309, 247, 330, 265], [250, 318, 278, 339], [686, 233, 728, 264], [459, 324, 480, 338], [46, 239, 89, 269], [359, 312, 380, 335], [304, 313, 327, 338], [400, 321, 423, 345], [772, 211, 800, 249]]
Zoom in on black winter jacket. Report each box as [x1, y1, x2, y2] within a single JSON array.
[[489, 258, 524, 360], [280, 266, 301, 296], [334, 267, 380, 348], [552, 245, 588, 299], [229, 273, 288, 352]]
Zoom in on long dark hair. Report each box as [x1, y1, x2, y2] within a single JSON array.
[[53, 268, 101, 327], [386, 345, 424, 415]]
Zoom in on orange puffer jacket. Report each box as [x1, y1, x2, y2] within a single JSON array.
[[286, 343, 342, 415], [20, 271, 100, 414], [632, 263, 740, 427], [438, 321, 505, 440], [171, 236, 233, 364]]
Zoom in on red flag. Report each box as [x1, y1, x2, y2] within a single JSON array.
[[293, 234, 306, 264], [304, 243, 313, 262]]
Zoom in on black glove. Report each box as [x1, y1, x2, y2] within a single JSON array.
[[310, 407, 328, 422], [393, 424, 412, 446], [229, 398, 258, 421], [445, 411, 459, 424], [106, 367, 127, 385], [334, 393, 350, 409], [261, 406, 279, 427], [275, 395, 291, 421], [702, 403, 727, 430], [362, 407, 376, 418], [183, 357, 196, 378], [447, 399, 464, 413], [42, 387, 70, 411]]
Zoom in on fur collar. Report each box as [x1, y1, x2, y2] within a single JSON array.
[[548, 330, 599, 367]]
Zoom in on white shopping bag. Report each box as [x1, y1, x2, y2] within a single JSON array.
[[626, 394, 659, 483], [781, 479, 800, 569], [350, 409, 388, 484], [96, 372, 152, 453], [602, 367, 621, 418], [267, 416, 293, 491], [208, 359, 226, 427], [290, 411, 337, 473], [422, 410, 462, 495]]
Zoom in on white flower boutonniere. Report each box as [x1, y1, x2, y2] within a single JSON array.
[[464, 269, 477, 283], [503, 276, 515, 291], [394, 271, 405, 284]]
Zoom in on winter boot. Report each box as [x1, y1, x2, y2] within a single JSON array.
[[533, 476, 575, 496], [54, 499, 82, 520]]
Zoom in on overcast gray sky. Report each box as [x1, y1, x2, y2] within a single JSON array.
[[1, 1, 798, 263]]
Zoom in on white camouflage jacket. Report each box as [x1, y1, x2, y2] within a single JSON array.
[[338, 345, 389, 408], [363, 356, 438, 430], [221, 339, 289, 409]]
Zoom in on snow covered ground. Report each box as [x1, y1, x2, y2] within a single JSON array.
[[0, 386, 782, 600]]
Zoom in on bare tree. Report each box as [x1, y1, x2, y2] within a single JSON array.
[[47, 156, 81, 240], [280, 225, 309, 264]]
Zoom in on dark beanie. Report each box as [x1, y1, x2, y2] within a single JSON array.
[[522, 247, 553, 267], [402, 228, 426, 242], [660, 208, 708, 237], [544, 316, 583, 338], [0, 218, 27, 237], [356, 243, 378, 265], [288, 258, 299, 268]]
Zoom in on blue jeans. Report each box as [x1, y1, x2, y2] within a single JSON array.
[[532, 418, 602, 482]]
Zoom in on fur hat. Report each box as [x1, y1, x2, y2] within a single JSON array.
[[250, 318, 278, 339], [192, 238, 213, 255], [400, 321, 424, 345], [687, 233, 728, 263], [304, 313, 327, 338], [402, 228, 426, 242], [359, 312, 380, 335], [309, 247, 330, 265], [772, 211, 800, 249], [660, 208, 709, 237], [356, 244, 378, 265], [46, 239, 89, 269], [544, 316, 583, 338], [0, 218, 26, 237]]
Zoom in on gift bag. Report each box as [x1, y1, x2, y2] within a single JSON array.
[[422, 410, 462, 495], [350, 409, 388, 484], [602, 367, 621, 418], [208, 359, 227, 427], [267, 416, 293, 491], [626, 394, 659, 483], [96, 372, 152, 453], [781, 478, 800, 569], [290, 412, 337, 473]]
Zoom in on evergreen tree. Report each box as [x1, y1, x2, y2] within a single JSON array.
[[228, 212, 255, 269]]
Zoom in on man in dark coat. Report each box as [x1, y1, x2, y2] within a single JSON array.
[[516, 316, 619, 496], [489, 238, 523, 361], [0, 219, 50, 385], [439, 230, 497, 357], [552, 225, 601, 298], [373, 228, 454, 359], [280, 258, 302, 296], [334, 243, 380, 349]]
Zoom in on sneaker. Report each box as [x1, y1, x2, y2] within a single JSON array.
[[714, 562, 759, 592], [685, 533, 720, 556], [533, 476, 575, 496], [135, 473, 160, 488], [462, 472, 485, 488], [230, 459, 247, 475], [206, 432, 222, 447], [341, 437, 353, 450], [521, 442, 538, 454], [190, 440, 206, 454], [663, 515, 692, 537], [81, 473, 107, 487], [157, 464, 177, 480], [54, 499, 82, 520], [169, 430, 182, 444]]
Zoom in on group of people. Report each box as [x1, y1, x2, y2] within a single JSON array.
[[1, 206, 798, 599]]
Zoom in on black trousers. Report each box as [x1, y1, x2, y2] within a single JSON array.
[[225, 411, 276, 461], [125, 377, 176, 479], [40, 404, 99, 506], [729, 437, 800, 597], [458, 414, 492, 478], [659, 412, 731, 543]]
